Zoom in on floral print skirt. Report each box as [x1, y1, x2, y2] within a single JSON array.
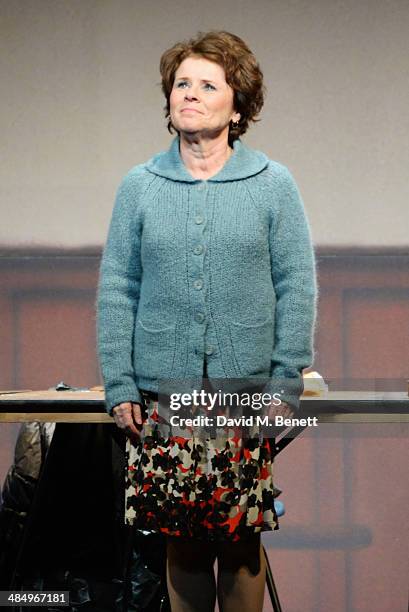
[[125, 374, 281, 542]]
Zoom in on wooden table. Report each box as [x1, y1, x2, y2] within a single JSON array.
[[1, 389, 408, 612], [1, 389, 408, 423]]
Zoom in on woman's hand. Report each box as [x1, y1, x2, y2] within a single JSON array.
[[112, 402, 143, 439], [267, 401, 294, 421]]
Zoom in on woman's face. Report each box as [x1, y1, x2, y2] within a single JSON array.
[[169, 55, 240, 140]]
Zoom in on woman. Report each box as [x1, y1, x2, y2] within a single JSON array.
[[97, 30, 317, 612]]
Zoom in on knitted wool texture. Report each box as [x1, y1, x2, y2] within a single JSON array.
[[97, 135, 318, 415]]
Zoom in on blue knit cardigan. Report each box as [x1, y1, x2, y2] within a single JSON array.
[[97, 135, 317, 415]]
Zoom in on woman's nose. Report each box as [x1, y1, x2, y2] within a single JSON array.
[[184, 89, 199, 101]]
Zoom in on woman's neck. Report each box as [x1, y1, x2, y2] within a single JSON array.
[[179, 131, 233, 180]]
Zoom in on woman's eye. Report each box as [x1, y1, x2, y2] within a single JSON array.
[[175, 81, 216, 90]]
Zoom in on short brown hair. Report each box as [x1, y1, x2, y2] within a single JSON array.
[[159, 30, 266, 145]]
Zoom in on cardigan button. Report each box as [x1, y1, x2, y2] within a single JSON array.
[[195, 215, 204, 224], [195, 312, 205, 323], [193, 245, 204, 255], [204, 345, 214, 356], [193, 279, 203, 290]]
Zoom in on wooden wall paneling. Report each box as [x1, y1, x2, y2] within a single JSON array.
[[317, 255, 409, 290], [314, 287, 344, 380], [314, 426, 349, 612], [15, 288, 99, 390], [265, 431, 319, 611], [0, 293, 14, 390], [0, 256, 101, 391], [0, 249, 408, 611], [264, 548, 317, 611], [346, 428, 409, 611], [343, 288, 409, 383]]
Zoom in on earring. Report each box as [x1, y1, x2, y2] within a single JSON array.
[[232, 119, 240, 126]]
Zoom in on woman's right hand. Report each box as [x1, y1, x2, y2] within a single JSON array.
[[112, 402, 143, 439]]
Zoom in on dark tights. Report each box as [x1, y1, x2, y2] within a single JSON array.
[[166, 534, 266, 612], [167, 362, 266, 611]]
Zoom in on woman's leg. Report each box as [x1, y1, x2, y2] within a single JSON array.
[[216, 534, 266, 612], [166, 536, 217, 612]]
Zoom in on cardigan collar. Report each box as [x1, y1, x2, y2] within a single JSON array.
[[145, 134, 269, 182]]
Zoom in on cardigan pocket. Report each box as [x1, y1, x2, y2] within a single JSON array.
[[228, 314, 274, 377], [133, 319, 176, 379]]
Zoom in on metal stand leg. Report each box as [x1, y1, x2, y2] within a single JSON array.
[[264, 546, 283, 612]]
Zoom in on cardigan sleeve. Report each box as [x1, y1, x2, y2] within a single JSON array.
[[96, 168, 145, 416], [265, 165, 318, 411]]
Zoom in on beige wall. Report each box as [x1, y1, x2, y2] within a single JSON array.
[[1, 0, 408, 248]]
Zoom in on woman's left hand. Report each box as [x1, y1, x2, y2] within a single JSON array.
[[267, 401, 295, 421]]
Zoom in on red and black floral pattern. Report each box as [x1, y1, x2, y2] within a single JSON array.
[[125, 395, 281, 542]]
